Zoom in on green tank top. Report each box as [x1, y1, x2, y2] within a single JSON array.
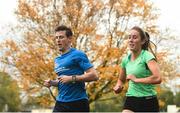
[[121, 50, 157, 97]]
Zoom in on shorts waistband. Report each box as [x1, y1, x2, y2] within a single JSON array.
[[128, 95, 157, 99], [144, 95, 157, 99]]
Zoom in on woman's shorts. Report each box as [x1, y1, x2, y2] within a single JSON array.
[[123, 96, 159, 112]]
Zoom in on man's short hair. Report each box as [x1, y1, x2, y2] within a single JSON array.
[[55, 25, 73, 37]]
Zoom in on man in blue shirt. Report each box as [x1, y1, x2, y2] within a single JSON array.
[[44, 25, 98, 112]]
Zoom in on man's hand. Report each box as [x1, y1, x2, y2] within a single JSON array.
[[44, 79, 51, 88], [58, 75, 72, 84]]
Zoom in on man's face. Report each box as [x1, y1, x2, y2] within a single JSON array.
[[55, 30, 72, 52]]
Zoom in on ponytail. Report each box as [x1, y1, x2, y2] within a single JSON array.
[[143, 32, 157, 61], [131, 26, 157, 61]]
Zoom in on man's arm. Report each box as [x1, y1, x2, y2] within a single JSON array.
[[58, 67, 98, 83], [75, 67, 98, 82], [44, 79, 59, 87]]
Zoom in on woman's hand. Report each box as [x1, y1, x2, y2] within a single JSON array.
[[113, 82, 124, 94], [126, 74, 137, 82]]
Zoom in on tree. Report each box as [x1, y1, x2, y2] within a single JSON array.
[[0, 0, 161, 107], [90, 91, 126, 112], [174, 91, 180, 107], [157, 85, 180, 112], [0, 72, 21, 111]]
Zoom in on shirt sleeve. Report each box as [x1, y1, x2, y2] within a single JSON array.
[[75, 52, 93, 71], [144, 51, 155, 63], [121, 56, 128, 68]]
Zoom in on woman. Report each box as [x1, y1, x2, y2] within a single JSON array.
[[113, 26, 162, 112]]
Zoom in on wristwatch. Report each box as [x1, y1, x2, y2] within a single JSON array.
[[72, 75, 76, 84]]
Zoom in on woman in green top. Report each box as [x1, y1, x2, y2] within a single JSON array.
[[113, 26, 162, 112]]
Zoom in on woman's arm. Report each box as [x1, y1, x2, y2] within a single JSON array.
[[127, 60, 162, 84], [113, 67, 126, 94]]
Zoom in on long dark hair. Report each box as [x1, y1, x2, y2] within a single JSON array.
[[131, 26, 157, 60]]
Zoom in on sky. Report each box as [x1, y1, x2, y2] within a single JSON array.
[[1, 0, 180, 34], [0, 0, 180, 50], [0, 0, 17, 26], [0, 0, 180, 56], [0, 0, 180, 45], [0, 0, 18, 42], [152, 0, 180, 34]]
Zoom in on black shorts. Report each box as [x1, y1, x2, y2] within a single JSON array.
[[123, 96, 159, 112], [53, 99, 89, 112]]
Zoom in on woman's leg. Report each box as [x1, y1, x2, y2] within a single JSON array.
[[122, 109, 134, 113]]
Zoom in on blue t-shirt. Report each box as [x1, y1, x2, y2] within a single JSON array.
[[54, 48, 93, 102]]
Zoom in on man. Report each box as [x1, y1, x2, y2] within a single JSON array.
[[44, 25, 98, 112]]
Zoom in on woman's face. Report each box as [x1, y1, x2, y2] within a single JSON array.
[[128, 29, 144, 52]]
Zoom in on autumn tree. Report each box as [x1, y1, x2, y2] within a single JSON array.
[[0, 0, 162, 108], [174, 91, 180, 107], [155, 29, 180, 93], [0, 72, 21, 111]]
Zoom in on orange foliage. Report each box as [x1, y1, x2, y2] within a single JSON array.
[[0, 0, 167, 107]]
